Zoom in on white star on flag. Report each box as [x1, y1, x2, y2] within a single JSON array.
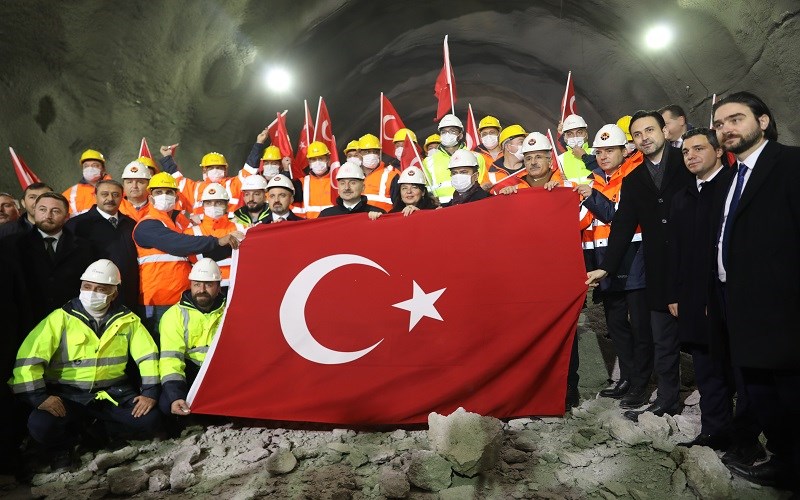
[[392, 281, 446, 332]]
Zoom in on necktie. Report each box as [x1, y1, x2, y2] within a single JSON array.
[[44, 237, 56, 260], [108, 216, 118, 228], [721, 163, 748, 269]]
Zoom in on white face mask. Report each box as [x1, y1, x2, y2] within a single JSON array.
[[362, 153, 380, 169], [152, 193, 177, 211], [426, 149, 437, 158], [204, 205, 226, 219], [625, 142, 637, 155], [450, 173, 473, 193], [346, 156, 362, 167], [263, 164, 280, 178], [481, 134, 499, 149], [507, 144, 524, 162], [440, 132, 459, 148], [79, 290, 110, 312], [83, 166, 102, 183], [566, 136, 585, 148], [205, 169, 225, 182], [394, 146, 404, 159], [310, 160, 328, 175]]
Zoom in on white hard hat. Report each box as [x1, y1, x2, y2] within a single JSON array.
[[241, 174, 268, 191], [189, 258, 222, 282], [438, 114, 464, 130], [266, 174, 295, 193], [201, 183, 230, 202], [335, 162, 365, 180], [592, 124, 628, 148], [562, 114, 588, 132], [520, 132, 553, 153], [448, 149, 479, 169], [398, 166, 427, 185], [80, 259, 121, 286], [122, 161, 152, 180]]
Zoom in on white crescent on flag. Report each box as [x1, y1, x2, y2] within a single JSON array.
[[382, 115, 396, 141], [321, 120, 332, 142]]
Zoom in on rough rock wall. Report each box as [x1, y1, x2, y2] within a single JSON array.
[[1, 0, 798, 194]]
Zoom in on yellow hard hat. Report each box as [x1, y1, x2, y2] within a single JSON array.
[[344, 140, 360, 153], [80, 149, 105, 165], [616, 115, 633, 141], [307, 141, 330, 158], [478, 116, 501, 131], [358, 133, 381, 151], [137, 156, 159, 172], [148, 172, 178, 190], [424, 134, 441, 149], [392, 128, 417, 144], [199, 152, 228, 168], [262, 145, 282, 161], [498, 124, 527, 145]]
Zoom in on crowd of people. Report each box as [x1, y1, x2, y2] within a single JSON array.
[[0, 90, 797, 495]]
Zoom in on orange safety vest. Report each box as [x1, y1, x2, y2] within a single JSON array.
[[509, 169, 564, 190], [62, 174, 112, 216], [119, 198, 152, 222], [184, 216, 245, 287], [589, 158, 642, 248], [480, 165, 509, 187], [134, 209, 192, 306], [295, 174, 333, 220], [174, 172, 248, 216], [363, 163, 398, 212]]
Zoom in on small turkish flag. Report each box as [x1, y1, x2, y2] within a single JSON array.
[[465, 103, 480, 151], [293, 100, 316, 179], [9, 146, 41, 191], [270, 111, 294, 160], [488, 169, 527, 195], [188, 190, 586, 424], [399, 132, 424, 171], [434, 35, 456, 121], [560, 71, 578, 121], [138, 137, 152, 160], [380, 93, 406, 156]]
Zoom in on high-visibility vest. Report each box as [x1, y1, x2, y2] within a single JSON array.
[[119, 198, 151, 222], [505, 169, 564, 190], [589, 159, 642, 248], [479, 166, 508, 187], [62, 175, 112, 216], [423, 145, 487, 204], [295, 174, 333, 220], [159, 298, 225, 384], [173, 174, 245, 216], [134, 209, 192, 306], [363, 163, 398, 212], [10, 305, 159, 403], [185, 216, 245, 287], [558, 144, 593, 184]]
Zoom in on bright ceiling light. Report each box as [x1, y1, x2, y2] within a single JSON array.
[[264, 67, 292, 93], [644, 24, 674, 50]]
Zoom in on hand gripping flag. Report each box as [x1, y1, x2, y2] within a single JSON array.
[[188, 189, 587, 424], [434, 35, 456, 121]]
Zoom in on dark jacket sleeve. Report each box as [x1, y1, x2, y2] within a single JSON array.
[[599, 176, 639, 275], [583, 155, 599, 172], [133, 219, 220, 257], [666, 197, 682, 305], [162, 380, 188, 406], [158, 155, 179, 175], [581, 189, 616, 223], [245, 143, 266, 171]]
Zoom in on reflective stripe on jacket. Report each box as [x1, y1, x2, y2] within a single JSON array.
[[134, 210, 191, 306]]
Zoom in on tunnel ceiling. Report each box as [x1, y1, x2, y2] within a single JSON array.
[[0, 0, 798, 192]]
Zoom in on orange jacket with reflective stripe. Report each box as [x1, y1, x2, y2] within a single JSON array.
[[184, 216, 244, 287], [62, 175, 112, 216], [363, 163, 399, 212], [295, 174, 333, 220], [119, 198, 152, 222], [134, 210, 192, 306], [588, 158, 642, 247], [175, 176, 244, 216]]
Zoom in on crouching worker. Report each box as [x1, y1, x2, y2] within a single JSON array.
[[158, 259, 225, 418], [9, 259, 160, 469]]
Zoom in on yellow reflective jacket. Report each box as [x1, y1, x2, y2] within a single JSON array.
[[159, 291, 225, 404], [423, 144, 487, 204], [10, 300, 159, 407]]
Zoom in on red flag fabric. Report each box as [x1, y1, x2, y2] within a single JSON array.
[[138, 138, 152, 159], [293, 101, 315, 179], [188, 190, 586, 424], [465, 104, 480, 151], [488, 169, 527, 195], [9, 147, 41, 191], [380, 93, 406, 156], [270, 111, 294, 160], [312, 97, 342, 204], [560, 71, 578, 122], [547, 129, 568, 179], [399, 133, 424, 171], [434, 35, 456, 121]]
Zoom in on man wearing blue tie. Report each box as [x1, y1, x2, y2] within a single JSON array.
[[710, 91, 800, 495]]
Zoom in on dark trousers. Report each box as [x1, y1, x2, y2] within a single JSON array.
[[650, 310, 680, 408], [602, 289, 652, 390], [687, 343, 732, 435], [28, 397, 160, 450], [0, 385, 28, 474], [138, 304, 171, 344]]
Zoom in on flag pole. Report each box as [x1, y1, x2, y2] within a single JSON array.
[[709, 94, 717, 128], [444, 35, 455, 115], [380, 92, 384, 142], [313, 97, 323, 142], [266, 109, 289, 131], [304, 100, 311, 145], [561, 71, 572, 122], [547, 129, 567, 180]]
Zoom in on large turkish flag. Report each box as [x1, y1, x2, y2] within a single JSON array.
[[188, 189, 587, 424]]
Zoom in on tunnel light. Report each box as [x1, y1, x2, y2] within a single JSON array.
[[644, 24, 674, 50], [264, 67, 292, 93]]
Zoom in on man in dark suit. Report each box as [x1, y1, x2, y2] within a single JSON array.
[[709, 92, 800, 493], [586, 110, 694, 420], [0, 192, 94, 332], [0, 182, 52, 240], [67, 179, 139, 311]]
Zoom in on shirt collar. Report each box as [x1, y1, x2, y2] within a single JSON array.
[[38, 229, 62, 241], [696, 165, 724, 189], [95, 207, 118, 220], [738, 139, 769, 170], [271, 212, 288, 221]]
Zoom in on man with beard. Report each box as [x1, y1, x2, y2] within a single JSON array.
[[0, 182, 52, 239], [319, 163, 385, 218], [158, 259, 225, 419], [265, 175, 302, 222], [709, 92, 800, 494], [233, 175, 271, 226], [586, 110, 694, 420]]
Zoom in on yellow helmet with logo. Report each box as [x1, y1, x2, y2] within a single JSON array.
[[478, 116, 501, 130], [344, 140, 360, 153], [199, 152, 228, 168], [137, 156, 159, 172], [80, 149, 105, 165], [498, 124, 527, 145], [358, 134, 381, 150], [307, 141, 330, 158], [148, 172, 178, 190], [392, 128, 417, 143], [261, 145, 282, 161]]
